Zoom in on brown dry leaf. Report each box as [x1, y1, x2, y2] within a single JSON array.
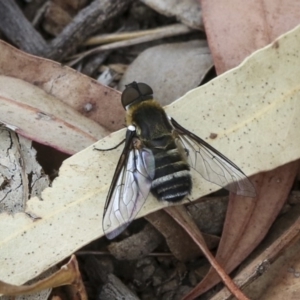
[[145, 210, 219, 261], [0, 270, 59, 300], [0, 76, 108, 154], [0, 40, 124, 132], [1, 25, 300, 287], [119, 40, 212, 106], [185, 1, 300, 297], [99, 274, 140, 300], [211, 203, 300, 299], [187, 164, 299, 299], [165, 206, 249, 300], [201, 0, 300, 74], [0, 255, 86, 299], [146, 211, 203, 261], [0, 268, 55, 300]]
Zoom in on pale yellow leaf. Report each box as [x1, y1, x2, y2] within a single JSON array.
[[1, 24, 300, 287]]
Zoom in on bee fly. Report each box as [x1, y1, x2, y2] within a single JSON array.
[[99, 82, 256, 239]]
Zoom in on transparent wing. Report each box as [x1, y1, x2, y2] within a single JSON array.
[[170, 118, 256, 197], [103, 145, 155, 239]]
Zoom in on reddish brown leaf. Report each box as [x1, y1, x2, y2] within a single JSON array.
[[0, 76, 108, 154], [186, 162, 299, 298], [212, 205, 300, 299], [0, 40, 124, 132], [201, 0, 300, 74], [0, 255, 87, 299], [145, 210, 220, 261], [187, 0, 300, 297], [164, 206, 250, 300]]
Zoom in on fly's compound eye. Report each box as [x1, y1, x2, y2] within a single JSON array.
[[121, 82, 153, 109]]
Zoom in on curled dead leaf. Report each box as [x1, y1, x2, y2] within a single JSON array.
[[0, 255, 86, 299]]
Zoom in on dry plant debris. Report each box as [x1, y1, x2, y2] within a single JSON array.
[[0, 1, 300, 299]]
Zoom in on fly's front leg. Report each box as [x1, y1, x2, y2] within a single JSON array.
[[94, 125, 136, 152], [93, 139, 126, 152]]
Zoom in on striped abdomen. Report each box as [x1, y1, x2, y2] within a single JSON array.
[[150, 137, 192, 202]]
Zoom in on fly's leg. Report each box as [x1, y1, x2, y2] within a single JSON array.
[[94, 139, 126, 151]]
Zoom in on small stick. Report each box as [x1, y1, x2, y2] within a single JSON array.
[[67, 24, 194, 66], [84, 25, 193, 46]]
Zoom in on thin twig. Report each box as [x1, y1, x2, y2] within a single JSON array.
[[76, 250, 174, 257], [84, 25, 193, 46], [31, 1, 51, 27], [67, 24, 194, 66]]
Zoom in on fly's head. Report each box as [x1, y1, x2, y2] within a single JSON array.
[[121, 82, 153, 110]]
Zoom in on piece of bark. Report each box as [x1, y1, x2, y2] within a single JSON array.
[[108, 223, 164, 260], [47, 0, 132, 61], [0, 127, 49, 213], [187, 196, 228, 236], [146, 210, 220, 262], [99, 274, 139, 300], [0, 1, 47, 55], [82, 255, 114, 285], [0, 0, 132, 62]]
